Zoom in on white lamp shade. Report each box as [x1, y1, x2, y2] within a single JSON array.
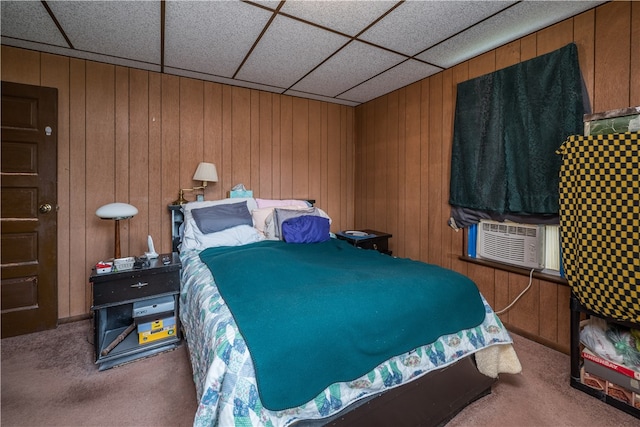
[[193, 162, 218, 183], [96, 202, 138, 220]]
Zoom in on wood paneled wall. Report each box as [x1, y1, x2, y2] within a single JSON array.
[[354, 1, 640, 353], [1, 1, 638, 350], [2, 47, 355, 319]]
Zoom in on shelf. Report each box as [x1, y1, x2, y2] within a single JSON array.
[[98, 324, 178, 360], [96, 324, 180, 370], [570, 295, 640, 419], [460, 255, 568, 286], [571, 377, 640, 418]]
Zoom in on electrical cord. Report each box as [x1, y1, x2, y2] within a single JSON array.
[[495, 268, 535, 315]]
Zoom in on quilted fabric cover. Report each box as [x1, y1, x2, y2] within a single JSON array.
[[198, 239, 485, 410], [179, 248, 515, 427], [557, 131, 640, 323]]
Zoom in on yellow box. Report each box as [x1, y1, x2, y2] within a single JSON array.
[[138, 325, 176, 345], [137, 316, 176, 344], [150, 319, 164, 331]]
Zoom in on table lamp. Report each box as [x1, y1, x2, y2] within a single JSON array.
[[172, 162, 219, 204], [96, 202, 138, 259]]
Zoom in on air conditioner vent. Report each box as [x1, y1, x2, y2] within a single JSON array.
[[477, 220, 544, 269], [483, 233, 526, 263]]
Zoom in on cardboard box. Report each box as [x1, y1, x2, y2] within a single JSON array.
[[583, 358, 640, 394], [582, 348, 640, 396], [138, 316, 176, 345], [230, 189, 253, 198], [132, 295, 174, 318], [138, 317, 169, 333], [581, 368, 607, 392], [606, 382, 634, 405]]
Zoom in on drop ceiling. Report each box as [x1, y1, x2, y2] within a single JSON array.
[[1, 0, 605, 106]]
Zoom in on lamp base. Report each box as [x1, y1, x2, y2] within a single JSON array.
[[114, 219, 121, 260], [172, 189, 188, 205]]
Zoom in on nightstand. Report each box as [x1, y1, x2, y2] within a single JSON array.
[[336, 229, 393, 255], [168, 204, 184, 253], [90, 253, 182, 370]]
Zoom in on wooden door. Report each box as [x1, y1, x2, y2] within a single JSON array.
[[1, 81, 58, 338]]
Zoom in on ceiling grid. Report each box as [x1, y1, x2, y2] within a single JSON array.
[[1, 0, 606, 106]]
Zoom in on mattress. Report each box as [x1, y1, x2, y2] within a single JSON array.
[[179, 245, 517, 427]]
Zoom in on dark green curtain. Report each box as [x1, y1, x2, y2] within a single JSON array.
[[449, 43, 585, 216]]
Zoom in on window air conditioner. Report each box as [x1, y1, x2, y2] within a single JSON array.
[[476, 220, 545, 269]]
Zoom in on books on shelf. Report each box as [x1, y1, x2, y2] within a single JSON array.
[[467, 223, 477, 258], [544, 225, 560, 271]]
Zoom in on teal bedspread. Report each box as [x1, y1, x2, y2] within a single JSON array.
[[199, 238, 485, 411]]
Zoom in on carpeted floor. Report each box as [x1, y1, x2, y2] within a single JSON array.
[[1, 320, 196, 427], [447, 332, 638, 427], [1, 320, 638, 426]]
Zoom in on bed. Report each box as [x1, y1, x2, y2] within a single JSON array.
[[177, 197, 521, 427]]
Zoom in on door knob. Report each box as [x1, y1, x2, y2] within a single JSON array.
[[39, 203, 52, 213]]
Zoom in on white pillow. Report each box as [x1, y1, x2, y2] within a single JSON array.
[[251, 205, 307, 238], [181, 224, 262, 251], [181, 198, 260, 250]]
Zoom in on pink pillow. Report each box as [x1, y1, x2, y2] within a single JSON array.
[[251, 207, 275, 235], [255, 198, 310, 209]]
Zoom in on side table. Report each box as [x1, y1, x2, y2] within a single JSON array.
[[336, 229, 393, 255], [90, 253, 181, 370]]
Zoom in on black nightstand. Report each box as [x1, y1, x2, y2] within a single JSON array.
[[90, 253, 182, 370], [336, 229, 393, 255]]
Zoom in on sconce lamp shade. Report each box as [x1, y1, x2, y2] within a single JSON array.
[[96, 202, 138, 220], [193, 162, 218, 186], [96, 202, 138, 260]]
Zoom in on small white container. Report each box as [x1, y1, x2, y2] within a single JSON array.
[[114, 257, 135, 271], [96, 262, 113, 274]]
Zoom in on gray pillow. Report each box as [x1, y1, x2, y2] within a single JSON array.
[[191, 201, 252, 234], [273, 207, 320, 238]]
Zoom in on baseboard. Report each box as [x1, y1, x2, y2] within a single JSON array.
[[505, 323, 569, 355], [58, 313, 92, 324]]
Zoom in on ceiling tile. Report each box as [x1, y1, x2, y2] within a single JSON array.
[[340, 59, 440, 103], [165, 0, 273, 78], [280, 0, 398, 36], [291, 40, 406, 98], [48, 0, 161, 64], [417, 1, 606, 69], [236, 14, 349, 89], [0, 0, 606, 106], [1, 1, 68, 47], [359, 0, 512, 57], [248, 1, 281, 11]]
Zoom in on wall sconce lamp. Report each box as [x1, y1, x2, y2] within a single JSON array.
[[172, 162, 218, 205], [96, 202, 138, 259]]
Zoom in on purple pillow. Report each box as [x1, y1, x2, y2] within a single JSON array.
[[281, 216, 330, 244]]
